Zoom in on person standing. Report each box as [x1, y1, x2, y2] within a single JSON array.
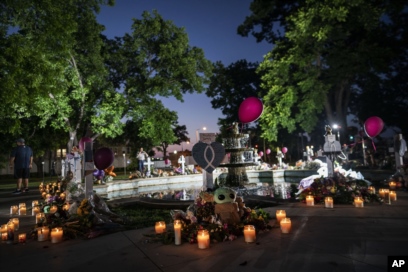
[[9, 138, 33, 194], [136, 147, 148, 173]]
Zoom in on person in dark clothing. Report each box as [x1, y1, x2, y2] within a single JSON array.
[[9, 138, 33, 194]]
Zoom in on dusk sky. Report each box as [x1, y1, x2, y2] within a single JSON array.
[[97, 0, 271, 151]]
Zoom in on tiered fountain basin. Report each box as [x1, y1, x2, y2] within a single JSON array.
[[94, 169, 318, 200]]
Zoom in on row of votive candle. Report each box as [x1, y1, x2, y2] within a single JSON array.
[[37, 227, 64, 243], [10, 203, 27, 215]]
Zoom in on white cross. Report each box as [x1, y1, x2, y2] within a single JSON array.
[[144, 157, 154, 177], [178, 155, 186, 174]]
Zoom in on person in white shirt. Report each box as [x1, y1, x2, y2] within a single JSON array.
[[136, 147, 148, 173]]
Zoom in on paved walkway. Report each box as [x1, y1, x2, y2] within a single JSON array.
[[1, 188, 408, 272]]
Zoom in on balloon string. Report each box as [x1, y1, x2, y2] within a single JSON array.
[[371, 138, 377, 152]]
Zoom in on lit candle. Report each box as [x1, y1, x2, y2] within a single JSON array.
[[354, 197, 364, 208], [62, 203, 70, 211], [155, 221, 166, 234], [1, 224, 7, 242], [18, 233, 26, 244], [306, 195, 314, 206], [59, 193, 66, 200], [389, 181, 396, 190], [325, 197, 333, 208], [32, 200, 39, 208], [37, 227, 50, 242], [275, 210, 286, 223], [280, 218, 292, 233], [243, 225, 256, 243], [10, 205, 18, 215], [1, 232, 7, 242], [379, 189, 386, 198], [11, 218, 19, 231], [36, 213, 45, 224], [174, 220, 181, 245], [19, 206, 27, 216], [51, 227, 63, 243], [49, 205, 58, 214], [19, 202, 26, 209], [383, 189, 391, 204], [197, 230, 210, 249], [7, 221, 15, 242], [390, 191, 397, 201], [41, 192, 47, 199], [368, 186, 376, 194], [32, 206, 40, 216]]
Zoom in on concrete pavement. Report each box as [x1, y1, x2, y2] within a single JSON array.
[[1, 188, 408, 271]]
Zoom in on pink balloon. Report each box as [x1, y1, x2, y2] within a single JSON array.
[[238, 97, 264, 124], [364, 116, 384, 138], [94, 147, 114, 170], [79, 137, 92, 152], [282, 147, 288, 154], [266, 148, 271, 155], [258, 151, 264, 157]]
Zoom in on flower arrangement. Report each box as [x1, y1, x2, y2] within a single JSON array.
[[297, 172, 383, 204], [146, 192, 272, 245]]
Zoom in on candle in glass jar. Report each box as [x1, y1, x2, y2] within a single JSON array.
[[1, 232, 7, 242], [280, 218, 292, 233], [49, 205, 58, 214], [51, 228, 63, 243], [389, 181, 396, 190], [11, 218, 19, 231], [62, 202, 70, 211], [36, 213, 45, 224], [7, 221, 15, 242], [59, 193, 66, 200], [1, 224, 7, 242], [390, 191, 397, 201], [276, 210, 286, 223], [197, 230, 210, 249], [32, 206, 40, 216], [243, 225, 256, 243], [174, 220, 181, 245], [19, 206, 27, 216], [306, 195, 314, 206], [383, 189, 391, 204], [155, 221, 166, 234], [354, 197, 364, 208], [10, 205, 18, 215], [325, 197, 334, 208], [32, 200, 39, 208], [18, 233, 26, 244], [368, 186, 376, 194], [37, 227, 50, 242], [379, 189, 386, 198]]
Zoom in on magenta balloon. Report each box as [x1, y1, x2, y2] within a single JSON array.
[[94, 147, 114, 170], [238, 97, 264, 124], [282, 147, 288, 154], [266, 148, 271, 155], [79, 137, 92, 152], [364, 116, 384, 138], [258, 151, 264, 157]]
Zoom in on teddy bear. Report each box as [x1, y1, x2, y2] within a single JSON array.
[[213, 187, 241, 224]]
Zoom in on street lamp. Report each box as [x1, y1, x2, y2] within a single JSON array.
[[333, 124, 341, 143], [122, 151, 126, 176], [195, 127, 207, 143]]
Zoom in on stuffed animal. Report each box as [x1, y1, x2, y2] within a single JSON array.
[[235, 196, 251, 218], [213, 187, 241, 224]]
